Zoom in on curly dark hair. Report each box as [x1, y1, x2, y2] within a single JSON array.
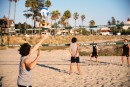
[[19, 43, 31, 56], [71, 37, 77, 43], [124, 39, 128, 41]]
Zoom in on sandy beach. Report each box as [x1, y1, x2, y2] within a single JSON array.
[[0, 48, 130, 87]]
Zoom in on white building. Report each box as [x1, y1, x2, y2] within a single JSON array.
[[123, 18, 130, 30], [99, 27, 113, 35]]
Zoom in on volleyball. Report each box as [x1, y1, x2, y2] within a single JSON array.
[[40, 7, 49, 18]]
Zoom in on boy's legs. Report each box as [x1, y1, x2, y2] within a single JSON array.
[[69, 63, 73, 75], [69, 57, 75, 74], [90, 54, 93, 65], [76, 57, 80, 75], [77, 63, 80, 75], [96, 57, 98, 65], [121, 56, 124, 65], [127, 57, 129, 66], [95, 54, 98, 65]]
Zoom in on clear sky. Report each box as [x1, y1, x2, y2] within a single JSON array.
[[0, 0, 130, 26]]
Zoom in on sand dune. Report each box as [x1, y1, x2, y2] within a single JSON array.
[[0, 48, 130, 87]]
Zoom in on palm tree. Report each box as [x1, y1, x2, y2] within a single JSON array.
[[29, 0, 38, 33], [111, 17, 116, 25], [60, 16, 66, 27], [50, 10, 60, 35], [8, 0, 13, 28], [31, 0, 38, 27], [45, 0, 51, 7], [63, 10, 71, 27], [89, 20, 95, 26], [117, 20, 120, 24], [13, 0, 19, 26], [108, 20, 111, 25], [81, 14, 85, 27], [89, 20, 95, 35], [50, 10, 60, 24], [80, 14, 85, 34], [23, 13, 32, 34], [73, 12, 79, 28], [25, 0, 31, 30]]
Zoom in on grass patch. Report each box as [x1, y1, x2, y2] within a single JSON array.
[[0, 46, 7, 50], [79, 51, 90, 56], [8, 46, 16, 49], [79, 46, 122, 56], [40, 46, 68, 51]]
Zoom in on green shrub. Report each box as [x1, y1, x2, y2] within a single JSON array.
[[79, 51, 90, 56]]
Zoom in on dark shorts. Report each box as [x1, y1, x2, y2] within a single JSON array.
[[18, 85, 32, 87], [71, 57, 80, 63], [122, 52, 129, 57], [91, 53, 98, 58]]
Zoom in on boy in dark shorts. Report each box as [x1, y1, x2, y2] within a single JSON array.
[[69, 37, 81, 75], [121, 39, 130, 66], [90, 42, 98, 65]]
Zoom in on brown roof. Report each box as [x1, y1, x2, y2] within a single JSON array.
[[127, 18, 130, 21], [0, 18, 14, 28], [99, 30, 112, 32]]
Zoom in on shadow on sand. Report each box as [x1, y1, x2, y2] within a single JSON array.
[[81, 59, 121, 66], [0, 76, 4, 87], [37, 63, 68, 74]]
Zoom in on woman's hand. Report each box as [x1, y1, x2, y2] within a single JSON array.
[[37, 49, 41, 58]]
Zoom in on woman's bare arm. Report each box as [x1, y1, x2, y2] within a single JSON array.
[[74, 43, 79, 57], [69, 44, 73, 55], [24, 49, 40, 70], [30, 35, 48, 54]]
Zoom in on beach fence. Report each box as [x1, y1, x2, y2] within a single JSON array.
[[0, 41, 129, 56], [1, 42, 130, 47]]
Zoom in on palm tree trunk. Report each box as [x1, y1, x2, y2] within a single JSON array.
[[8, 1, 12, 28], [82, 21, 84, 27], [14, 1, 16, 27], [51, 20, 53, 27], [75, 20, 76, 28], [25, 7, 28, 34], [55, 20, 57, 36], [25, 17, 27, 34]]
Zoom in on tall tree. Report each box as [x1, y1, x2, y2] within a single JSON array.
[[8, 0, 13, 28], [50, 10, 60, 24], [111, 17, 116, 25], [81, 14, 85, 27], [50, 10, 60, 35], [50, 11, 55, 26], [89, 20, 95, 26], [63, 10, 71, 26], [120, 21, 124, 25], [13, 0, 19, 25], [59, 16, 66, 27], [89, 20, 95, 35], [73, 12, 79, 27], [25, 0, 32, 32], [108, 20, 111, 25], [23, 13, 32, 34], [45, 0, 51, 7], [3, 15, 7, 18], [117, 20, 120, 24]]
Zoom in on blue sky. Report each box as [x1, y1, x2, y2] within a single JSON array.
[[0, 0, 130, 26]]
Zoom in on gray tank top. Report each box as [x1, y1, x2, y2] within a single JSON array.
[[17, 56, 32, 86], [70, 43, 79, 57]]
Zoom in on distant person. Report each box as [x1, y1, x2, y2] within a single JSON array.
[[121, 39, 130, 66], [17, 35, 48, 87], [69, 37, 81, 75], [90, 42, 99, 65]]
